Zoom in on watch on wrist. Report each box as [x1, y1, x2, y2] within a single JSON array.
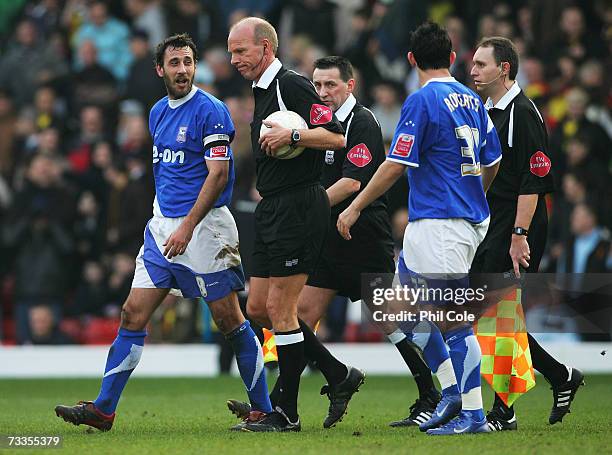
[[512, 227, 529, 236], [290, 129, 300, 146]]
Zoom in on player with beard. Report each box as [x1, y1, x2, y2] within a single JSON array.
[[55, 34, 272, 431]]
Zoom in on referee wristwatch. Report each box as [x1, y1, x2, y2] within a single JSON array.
[[512, 227, 529, 236], [290, 129, 301, 147]]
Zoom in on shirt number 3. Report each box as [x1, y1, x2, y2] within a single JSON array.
[[455, 125, 481, 176]]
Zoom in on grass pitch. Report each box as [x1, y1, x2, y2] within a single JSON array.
[[0, 374, 609, 454]]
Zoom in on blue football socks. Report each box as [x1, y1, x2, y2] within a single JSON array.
[[226, 320, 273, 413], [94, 328, 146, 415]]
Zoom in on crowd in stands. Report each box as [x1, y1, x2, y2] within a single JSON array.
[[0, 0, 610, 345]]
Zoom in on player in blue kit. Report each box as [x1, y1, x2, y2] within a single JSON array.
[[338, 22, 502, 435], [54, 34, 272, 431]]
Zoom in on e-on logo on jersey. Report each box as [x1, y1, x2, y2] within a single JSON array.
[[153, 145, 185, 164]]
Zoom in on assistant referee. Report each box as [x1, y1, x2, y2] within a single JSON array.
[[228, 17, 346, 432], [471, 36, 583, 431]]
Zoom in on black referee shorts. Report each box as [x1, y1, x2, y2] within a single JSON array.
[[471, 195, 548, 274], [252, 184, 330, 278], [307, 208, 395, 301]]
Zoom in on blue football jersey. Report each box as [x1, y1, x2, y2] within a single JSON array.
[[387, 77, 502, 224], [149, 86, 236, 218]]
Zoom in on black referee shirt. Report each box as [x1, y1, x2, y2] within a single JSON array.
[[251, 59, 344, 198], [321, 93, 388, 217], [486, 82, 554, 200]]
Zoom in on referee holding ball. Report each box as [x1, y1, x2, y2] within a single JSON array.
[[228, 17, 347, 432]]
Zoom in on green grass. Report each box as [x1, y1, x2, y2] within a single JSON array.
[[0, 374, 609, 454]]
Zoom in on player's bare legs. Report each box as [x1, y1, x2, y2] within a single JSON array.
[[120, 288, 171, 331], [246, 277, 272, 328], [266, 274, 307, 331], [297, 286, 337, 329], [207, 291, 247, 335]]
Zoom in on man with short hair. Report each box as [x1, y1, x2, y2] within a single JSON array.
[[228, 18, 353, 432], [310, 56, 440, 428], [471, 36, 583, 431], [338, 22, 502, 435], [226, 56, 440, 429], [55, 33, 272, 431]]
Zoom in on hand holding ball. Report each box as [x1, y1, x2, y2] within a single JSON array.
[[259, 110, 308, 159]]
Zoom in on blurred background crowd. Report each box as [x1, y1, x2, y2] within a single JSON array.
[[0, 0, 610, 349]]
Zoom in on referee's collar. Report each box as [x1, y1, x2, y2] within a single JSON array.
[[485, 81, 521, 110], [335, 94, 357, 122], [253, 58, 282, 89]]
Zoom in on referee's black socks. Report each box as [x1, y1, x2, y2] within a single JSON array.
[[269, 319, 348, 408], [527, 333, 569, 386], [275, 328, 304, 422], [299, 318, 348, 385]]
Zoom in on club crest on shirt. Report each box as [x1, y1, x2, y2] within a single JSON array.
[[325, 150, 335, 165], [391, 133, 415, 158], [347, 143, 372, 167], [176, 126, 188, 143]]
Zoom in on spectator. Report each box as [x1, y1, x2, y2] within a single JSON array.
[[165, 0, 224, 49], [116, 151, 152, 257], [123, 0, 167, 49], [0, 18, 68, 108], [204, 47, 248, 99], [71, 40, 119, 121], [29, 304, 75, 344], [73, 190, 105, 260], [552, 6, 607, 65], [557, 203, 611, 341], [66, 105, 106, 175], [578, 59, 612, 138], [70, 261, 109, 317], [24, 0, 64, 40], [370, 81, 402, 142], [124, 30, 166, 112], [2, 154, 76, 344], [0, 89, 17, 177], [550, 87, 612, 173], [446, 16, 471, 85], [72, 1, 132, 82], [287, 0, 337, 53], [106, 252, 134, 312]]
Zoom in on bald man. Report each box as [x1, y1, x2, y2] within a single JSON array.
[[227, 18, 364, 432]]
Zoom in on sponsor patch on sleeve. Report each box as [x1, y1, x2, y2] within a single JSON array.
[[529, 150, 551, 177], [310, 104, 333, 125], [210, 145, 229, 158], [346, 143, 372, 168], [391, 133, 415, 158]]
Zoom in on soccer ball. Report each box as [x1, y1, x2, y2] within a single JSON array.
[[259, 110, 308, 160]]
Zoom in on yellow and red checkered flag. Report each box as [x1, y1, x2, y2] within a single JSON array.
[[262, 328, 278, 363], [261, 322, 321, 363], [474, 288, 536, 407]]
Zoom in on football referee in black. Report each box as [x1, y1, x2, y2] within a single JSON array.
[[471, 37, 584, 431], [307, 56, 441, 428], [228, 17, 348, 432]]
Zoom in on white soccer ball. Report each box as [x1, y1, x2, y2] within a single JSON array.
[[259, 110, 308, 160]]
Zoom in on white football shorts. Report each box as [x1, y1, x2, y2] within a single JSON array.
[[131, 205, 244, 301]]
